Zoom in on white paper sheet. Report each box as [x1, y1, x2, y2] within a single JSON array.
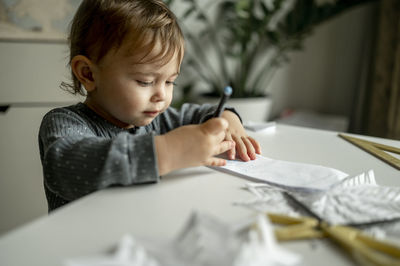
[[214, 154, 348, 192], [243, 121, 276, 132]]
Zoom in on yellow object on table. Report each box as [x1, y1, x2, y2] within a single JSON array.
[[338, 133, 400, 171], [260, 191, 400, 266], [265, 213, 400, 266]]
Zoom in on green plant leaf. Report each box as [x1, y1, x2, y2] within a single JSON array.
[[182, 6, 196, 19]]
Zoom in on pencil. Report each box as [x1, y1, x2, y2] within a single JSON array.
[[213, 86, 232, 117]]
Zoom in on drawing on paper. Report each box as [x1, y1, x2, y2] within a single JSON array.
[[0, 0, 80, 42]]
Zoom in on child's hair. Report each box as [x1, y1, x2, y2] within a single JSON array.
[[61, 0, 184, 95]]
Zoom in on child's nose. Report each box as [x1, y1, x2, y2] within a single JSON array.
[[151, 83, 166, 102]]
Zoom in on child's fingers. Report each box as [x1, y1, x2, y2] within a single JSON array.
[[241, 136, 257, 160], [205, 157, 227, 167], [216, 140, 235, 155], [232, 135, 250, 161], [248, 136, 262, 154], [225, 132, 236, 160]]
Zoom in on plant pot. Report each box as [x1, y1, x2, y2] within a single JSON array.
[[197, 95, 273, 122]]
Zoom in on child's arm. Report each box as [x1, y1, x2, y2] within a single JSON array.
[[221, 110, 262, 161], [39, 108, 160, 210], [154, 118, 235, 175]]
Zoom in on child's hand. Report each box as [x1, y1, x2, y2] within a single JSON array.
[[155, 118, 235, 175], [221, 110, 262, 161]]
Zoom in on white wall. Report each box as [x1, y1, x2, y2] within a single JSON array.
[[0, 3, 376, 236], [0, 42, 75, 102], [0, 42, 78, 236], [268, 3, 377, 119]]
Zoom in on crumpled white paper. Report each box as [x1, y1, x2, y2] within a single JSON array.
[[64, 212, 301, 266], [235, 170, 400, 239], [172, 212, 300, 266], [64, 234, 160, 266]]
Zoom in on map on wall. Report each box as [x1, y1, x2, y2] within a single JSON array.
[[0, 0, 81, 42]]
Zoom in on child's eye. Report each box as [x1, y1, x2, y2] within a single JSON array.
[[166, 81, 177, 86], [136, 80, 153, 87]]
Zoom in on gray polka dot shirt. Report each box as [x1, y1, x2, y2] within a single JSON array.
[[39, 102, 226, 211]]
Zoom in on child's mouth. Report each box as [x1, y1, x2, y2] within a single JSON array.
[[143, 111, 159, 117]]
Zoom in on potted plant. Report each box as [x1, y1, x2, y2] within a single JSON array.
[[166, 0, 376, 121]]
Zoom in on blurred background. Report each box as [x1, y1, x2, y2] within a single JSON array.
[[0, 0, 399, 236]]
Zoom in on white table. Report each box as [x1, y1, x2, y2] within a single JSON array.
[[1, 124, 399, 266]]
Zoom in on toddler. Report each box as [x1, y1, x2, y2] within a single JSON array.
[[39, 0, 261, 211]]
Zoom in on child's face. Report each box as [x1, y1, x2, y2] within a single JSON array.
[[88, 43, 180, 128]]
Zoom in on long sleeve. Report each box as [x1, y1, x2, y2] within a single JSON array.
[[38, 102, 239, 211], [39, 105, 159, 211]]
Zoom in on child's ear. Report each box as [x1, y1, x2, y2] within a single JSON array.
[[71, 55, 96, 93]]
